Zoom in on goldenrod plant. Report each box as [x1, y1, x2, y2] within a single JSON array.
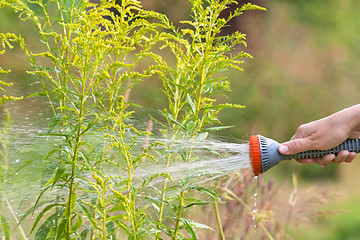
[[154, 1, 264, 239], [0, 0, 264, 239]]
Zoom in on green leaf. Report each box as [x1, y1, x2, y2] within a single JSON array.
[[27, 92, 47, 97], [184, 200, 212, 208], [106, 221, 116, 238], [48, 113, 62, 132], [55, 218, 67, 240], [149, 221, 172, 237], [44, 149, 61, 163], [168, 114, 186, 130], [178, 149, 188, 162], [35, 208, 64, 240], [30, 203, 63, 234], [32, 186, 52, 215], [0, 214, 10, 240], [117, 220, 132, 235], [76, 202, 100, 230], [51, 165, 67, 190], [79, 151, 91, 169], [108, 205, 126, 212], [40, 132, 69, 137], [202, 125, 234, 132], [184, 218, 214, 231], [205, 147, 222, 157], [19, 200, 48, 224], [189, 186, 222, 203], [106, 214, 125, 222], [185, 120, 196, 132], [181, 218, 199, 240], [35, 220, 52, 240], [81, 228, 90, 240], [71, 214, 82, 232]]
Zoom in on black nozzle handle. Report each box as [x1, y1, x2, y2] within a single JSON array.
[[254, 135, 360, 175], [289, 138, 360, 159]]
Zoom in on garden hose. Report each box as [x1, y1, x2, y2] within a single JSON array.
[[249, 135, 360, 176]]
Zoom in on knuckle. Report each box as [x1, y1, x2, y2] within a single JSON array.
[[298, 124, 307, 131], [292, 139, 304, 152]]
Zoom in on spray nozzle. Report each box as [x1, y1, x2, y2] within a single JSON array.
[[249, 135, 360, 176]]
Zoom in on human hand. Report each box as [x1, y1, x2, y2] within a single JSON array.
[[278, 105, 360, 166]]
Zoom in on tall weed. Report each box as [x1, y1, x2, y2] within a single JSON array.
[[0, 0, 265, 239]]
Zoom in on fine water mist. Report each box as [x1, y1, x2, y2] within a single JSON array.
[[135, 138, 251, 187], [1, 121, 252, 200]]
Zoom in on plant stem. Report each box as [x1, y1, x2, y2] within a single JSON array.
[[66, 71, 86, 240], [214, 202, 225, 240], [284, 205, 294, 238], [158, 153, 172, 223], [102, 190, 107, 240], [66, 118, 81, 239], [223, 188, 274, 240], [285, 174, 297, 236], [5, 197, 28, 240], [172, 191, 185, 240], [67, 152, 76, 239], [131, 193, 137, 239]]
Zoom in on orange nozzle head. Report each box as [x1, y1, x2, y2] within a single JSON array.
[[249, 135, 262, 176]]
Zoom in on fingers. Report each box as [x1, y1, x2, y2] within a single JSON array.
[[332, 151, 349, 164], [296, 158, 314, 164], [295, 151, 357, 167], [346, 152, 357, 163], [328, 151, 356, 164], [313, 154, 335, 166]]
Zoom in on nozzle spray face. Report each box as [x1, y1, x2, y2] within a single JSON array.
[[249, 135, 360, 176], [249, 135, 262, 176], [250, 135, 287, 176]]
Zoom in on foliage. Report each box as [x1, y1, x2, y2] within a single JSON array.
[[0, 33, 23, 105], [0, 32, 24, 240], [0, 0, 265, 239], [154, 1, 264, 239]]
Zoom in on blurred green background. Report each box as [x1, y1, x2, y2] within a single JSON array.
[[2, 0, 360, 239]]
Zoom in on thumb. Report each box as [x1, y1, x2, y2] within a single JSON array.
[[278, 138, 312, 155]]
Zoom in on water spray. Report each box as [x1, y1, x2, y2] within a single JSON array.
[[249, 135, 360, 176]]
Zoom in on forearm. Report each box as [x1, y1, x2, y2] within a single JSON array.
[[331, 104, 360, 138], [279, 104, 360, 166]]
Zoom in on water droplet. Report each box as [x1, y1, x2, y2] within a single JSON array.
[[252, 176, 258, 231]]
